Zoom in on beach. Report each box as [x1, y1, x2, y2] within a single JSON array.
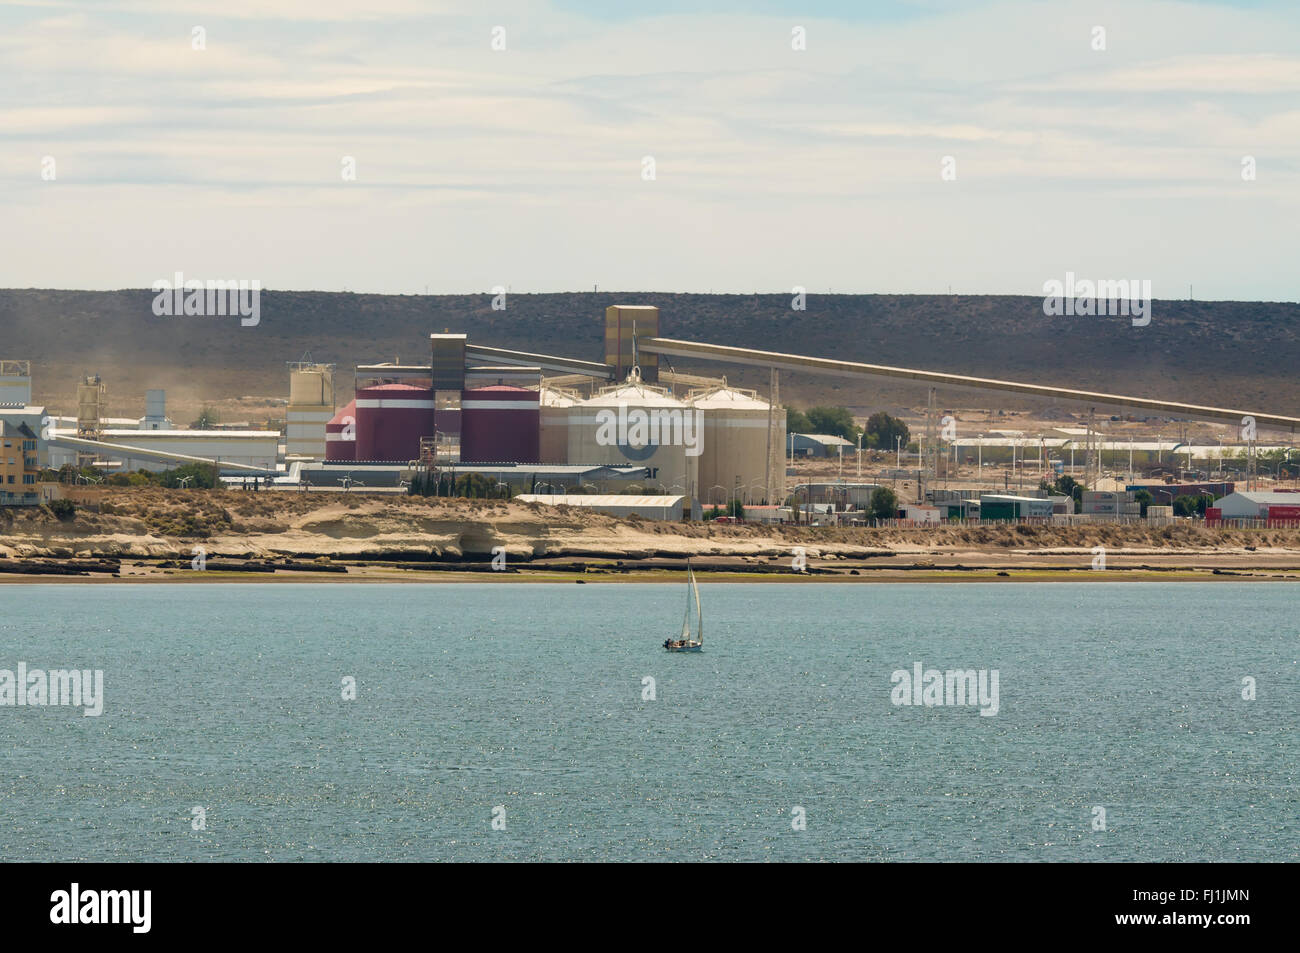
[[2, 488, 1298, 583]]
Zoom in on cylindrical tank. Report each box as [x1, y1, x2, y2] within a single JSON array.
[[355, 383, 435, 462], [460, 385, 540, 463], [569, 376, 697, 495], [465, 366, 542, 390], [691, 385, 781, 505], [289, 365, 334, 406], [325, 399, 357, 462], [539, 386, 576, 464]]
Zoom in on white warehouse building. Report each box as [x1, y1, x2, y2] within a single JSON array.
[[50, 427, 280, 471]]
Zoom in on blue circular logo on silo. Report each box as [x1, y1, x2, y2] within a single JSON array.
[[618, 441, 659, 462]]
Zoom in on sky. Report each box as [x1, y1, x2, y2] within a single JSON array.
[[0, 0, 1296, 299]]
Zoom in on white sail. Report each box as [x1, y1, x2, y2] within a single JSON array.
[[692, 562, 703, 645], [668, 560, 704, 650], [681, 561, 694, 640]]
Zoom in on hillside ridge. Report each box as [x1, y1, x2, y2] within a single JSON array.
[[3, 290, 1295, 418]]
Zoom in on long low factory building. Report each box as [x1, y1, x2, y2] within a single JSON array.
[[1208, 491, 1300, 522], [289, 461, 651, 493], [49, 428, 280, 471]]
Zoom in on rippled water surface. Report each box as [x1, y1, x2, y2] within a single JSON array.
[[0, 582, 1295, 861]]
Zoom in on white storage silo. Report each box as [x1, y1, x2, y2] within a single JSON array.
[[539, 385, 577, 464], [690, 384, 783, 506], [570, 374, 698, 496]]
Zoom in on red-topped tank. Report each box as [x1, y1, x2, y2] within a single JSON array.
[[325, 399, 357, 462], [354, 383, 436, 462], [460, 385, 539, 463]]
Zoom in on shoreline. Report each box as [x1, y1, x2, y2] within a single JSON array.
[[2, 562, 1297, 583], [5, 488, 1300, 584]]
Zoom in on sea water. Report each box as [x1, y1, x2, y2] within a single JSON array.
[[0, 582, 1295, 861]]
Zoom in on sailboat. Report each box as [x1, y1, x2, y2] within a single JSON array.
[[664, 560, 703, 652]]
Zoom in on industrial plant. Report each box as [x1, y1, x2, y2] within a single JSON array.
[[308, 309, 789, 511], [2, 302, 1297, 525], [0, 306, 788, 516]]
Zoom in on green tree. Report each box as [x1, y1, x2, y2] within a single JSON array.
[[703, 500, 744, 520], [1041, 474, 1085, 509], [787, 407, 812, 434], [869, 486, 898, 522], [159, 463, 218, 489], [46, 499, 76, 521], [1133, 489, 1152, 517], [453, 473, 505, 498], [1258, 449, 1295, 481], [54, 463, 96, 485], [190, 406, 217, 429], [1172, 495, 1199, 517], [804, 406, 859, 442], [863, 412, 909, 452]]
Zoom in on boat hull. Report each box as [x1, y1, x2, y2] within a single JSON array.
[[665, 643, 703, 653]]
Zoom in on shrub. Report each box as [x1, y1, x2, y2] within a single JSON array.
[[702, 499, 744, 520], [869, 486, 898, 521]]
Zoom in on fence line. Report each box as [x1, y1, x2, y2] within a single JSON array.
[[1208, 518, 1300, 529]]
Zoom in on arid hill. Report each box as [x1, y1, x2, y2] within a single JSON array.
[[2, 289, 1296, 423]]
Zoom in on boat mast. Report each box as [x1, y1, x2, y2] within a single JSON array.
[[681, 560, 693, 640], [692, 562, 703, 645]]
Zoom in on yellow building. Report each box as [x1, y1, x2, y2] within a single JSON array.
[[0, 421, 41, 505]]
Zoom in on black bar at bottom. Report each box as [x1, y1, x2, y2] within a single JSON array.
[[0, 861, 1276, 941]]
